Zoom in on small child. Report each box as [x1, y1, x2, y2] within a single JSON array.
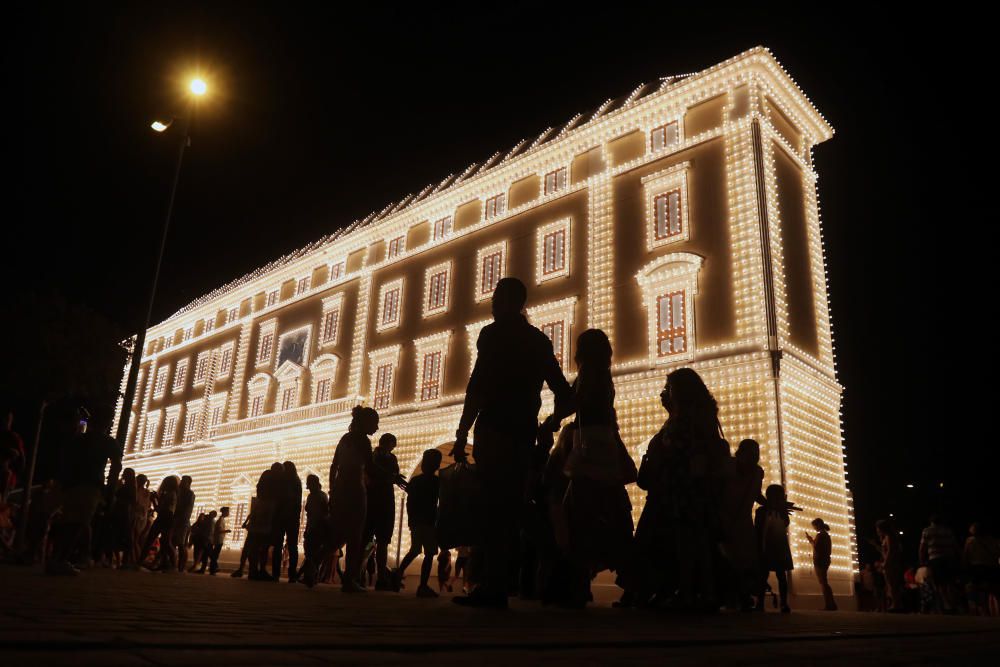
[[394, 449, 442, 598], [755, 484, 794, 613], [805, 517, 837, 610], [437, 548, 453, 593]]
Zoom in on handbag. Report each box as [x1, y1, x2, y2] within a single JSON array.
[[564, 413, 628, 484]]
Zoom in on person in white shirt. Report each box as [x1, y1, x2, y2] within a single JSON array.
[[209, 506, 230, 575]]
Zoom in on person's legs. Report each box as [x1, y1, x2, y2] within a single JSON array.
[[775, 569, 790, 611], [271, 528, 286, 580], [209, 543, 222, 574], [816, 565, 837, 610], [286, 523, 300, 581]]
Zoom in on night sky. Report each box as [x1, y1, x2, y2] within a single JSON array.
[[6, 4, 993, 558]]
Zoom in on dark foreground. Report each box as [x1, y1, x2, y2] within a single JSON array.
[[1, 565, 998, 666]]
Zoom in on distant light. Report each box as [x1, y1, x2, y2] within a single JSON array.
[[939, 482, 944, 489], [889, 513, 894, 517], [906, 484, 915, 488], [899, 531, 904, 535], [151, 120, 170, 132], [189, 78, 207, 96]]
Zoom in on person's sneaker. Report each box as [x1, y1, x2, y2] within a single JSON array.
[[230, 569, 244, 578], [341, 579, 366, 593], [452, 588, 507, 609], [45, 560, 79, 576], [416, 585, 439, 598]]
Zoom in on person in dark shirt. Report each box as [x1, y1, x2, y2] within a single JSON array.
[[300, 474, 329, 586], [272, 461, 303, 582], [248, 462, 284, 580], [451, 277, 575, 608], [47, 405, 121, 575], [172, 475, 195, 572], [365, 433, 405, 589], [395, 449, 442, 597]]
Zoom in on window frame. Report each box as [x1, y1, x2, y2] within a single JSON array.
[[320, 293, 344, 346], [423, 261, 453, 317], [367, 345, 401, 412], [387, 235, 406, 259], [414, 330, 451, 405], [543, 167, 568, 196], [636, 252, 703, 366], [432, 216, 452, 241], [535, 218, 572, 283], [650, 120, 682, 153], [642, 162, 691, 251], [376, 278, 404, 332], [526, 297, 578, 371], [172, 358, 189, 394], [475, 241, 507, 302], [255, 319, 278, 368], [484, 192, 506, 220]]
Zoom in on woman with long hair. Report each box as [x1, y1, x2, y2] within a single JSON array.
[[629, 367, 729, 610], [111, 468, 137, 568], [551, 329, 635, 607], [311, 405, 378, 591], [141, 475, 179, 571], [131, 474, 151, 566]]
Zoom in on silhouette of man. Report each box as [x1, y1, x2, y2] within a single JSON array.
[[451, 277, 574, 608], [273, 461, 302, 582]]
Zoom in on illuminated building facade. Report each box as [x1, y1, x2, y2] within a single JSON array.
[[117, 48, 855, 595]]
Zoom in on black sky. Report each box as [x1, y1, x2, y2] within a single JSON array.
[[6, 4, 995, 552]]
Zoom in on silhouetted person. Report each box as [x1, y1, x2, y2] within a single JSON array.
[[132, 474, 152, 565], [272, 461, 302, 582], [396, 449, 443, 598], [627, 369, 729, 610], [325, 406, 378, 592], [46, 405, 121, 575], [248, 463, 283, 580], [110, 468, 137, 569], [919, 513, 959, 612], [437, 548, 453, 593], [450, 277, 574, 609], [190, 510, 215, 572], [963, 522, 1000, 614], [300, 474, 329, 586], [208, 506, 230, 574], [365, 433, 404, 589], [173, 475, 195, 572], [805, 517, 837, 610], [876, 519, 905, 612], [722, 439, 765, 611], [755, 484, 794, 613], [0, 406, 25, 503], [560, 329, 634, 608], [141, 475, 179, 571]]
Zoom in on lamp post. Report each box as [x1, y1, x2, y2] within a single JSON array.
[[114, 78, 207, 453]]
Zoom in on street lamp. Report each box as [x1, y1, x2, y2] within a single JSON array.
[[114, 77, 208, 455]]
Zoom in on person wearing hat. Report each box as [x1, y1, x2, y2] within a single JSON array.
[[805, 518, 837, 610]]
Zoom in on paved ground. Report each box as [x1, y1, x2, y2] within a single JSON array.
[[2, 564, 998, 666]]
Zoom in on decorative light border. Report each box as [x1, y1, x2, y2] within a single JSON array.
[[319, 293, 345, 348], [648, 118, 685, 153], [367, 344, 401, 411], [642, 162, 692, 251], [275, 323, 314, 370], [465, 318, 491, 368], [163, 404, 182, 448], [183, 400, 204, 443], [375, 278, 404, 332], [141, 409, 161, 451], [535, 218, 572, 284], [246, 372, 275, 417], [193, 351, 210, 387], [208, 392, 229, 429], [636, 252, 704, 366], [413, 330, 452, 405], [217, 341, 235, 379], [526, 296, 578, 369], [172, 358, 189, 394], [474, 241, 507, 303], [422, 261, 453, 318], [153, 364, 169, 399]]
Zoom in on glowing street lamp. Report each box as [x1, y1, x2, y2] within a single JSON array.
[[115, 75, 211, 453]]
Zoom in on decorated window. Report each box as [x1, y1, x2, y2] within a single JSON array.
[[183, 402, 202, 443], [536, 219, 571, 283], [246, 372, 274, 418], [172, 358, 189, 393], [527, 297, 577, 371], [296, 276, 311, 295], [250, 395, 265, 417], [330, 261, 345, 280], [387, 236, 405, 259], [267, 290, 279, 307], [193, 351, 210, 385], [310, 354, 339, 404], [433, 216, 452, 241], [377, 279, 404, 332], [476, 241, 507, 302], [204, 318, 215, 333], [280, 386, 298, 411], [255, 319, 277, 367], [543, 167, 568, 195], [217, 343, 234, 378], [153, 365, 169, 398], [367, 345, 400, 411], [143, 411, 161, 450], [650, 121, 680, 152], [423, 261, 452, 317], [163, 406, 181, 446], [228, 307, 239, 324], [484, 193, 506, 220], [232, 502, 248, 542], [414, 331, 451, 404], [642, 163, 691, 250], [656, 291, 687, 357], [636, 252, 702, 366], [183, 327, 194, 342], [320, 294, 344, 346], [209, 393, 228, 428]]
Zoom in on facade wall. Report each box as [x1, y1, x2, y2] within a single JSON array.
[[122, 49, 853, 595]]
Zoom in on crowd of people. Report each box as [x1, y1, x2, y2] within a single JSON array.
[[2, 277, 998, 615]]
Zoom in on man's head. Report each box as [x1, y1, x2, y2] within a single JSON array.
[[283, 461, 297, 476], [491, 277, 527, 320], [378, 433, 397, 452], [219, 506, 230, 517], [306, 473, 321, 492], [420, 448, 443, 475], [208, 510, 217, 519], [180, 475, 192, 489]]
